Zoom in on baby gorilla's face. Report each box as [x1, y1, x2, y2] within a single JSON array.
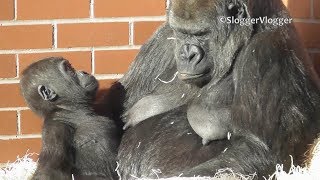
[[60, 60, 99, 94], [20, 57, 100, 117]]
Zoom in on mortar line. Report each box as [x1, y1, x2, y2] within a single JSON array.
[[90, 0, 95, 18], [14, 0, 17, 20], [15, 54, 19, 78], [95, 74, 124, 80], [0, 107, 29, 111], [91, 48, 95, 75], [0, 16, 166, 26], [0, 79, 20, 84], [129, 21, 134, 45], [0, 134, 42, 140], [0, 45, 141, 54], [53, 22, 58, 49], [17, 110, 21, 135]]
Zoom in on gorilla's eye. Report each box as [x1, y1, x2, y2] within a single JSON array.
[[174, 29, 188, 39], [228, 4, 239, 17], [64, 62, 76, 77], [227, 2, 246, 18]]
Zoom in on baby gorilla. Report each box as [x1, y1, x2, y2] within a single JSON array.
[[20, 57, 119, 180]]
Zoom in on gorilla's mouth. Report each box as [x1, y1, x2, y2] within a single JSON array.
[[81, 75, 98, 92], [85, 79, 98, 89], [178, 73, 205, 80]]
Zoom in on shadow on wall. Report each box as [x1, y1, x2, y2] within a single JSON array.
[[284, 0, 320, 76]]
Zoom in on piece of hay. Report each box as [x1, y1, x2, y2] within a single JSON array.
[[308, 137, 320, 177], [0, 139, 319, 180], [138, 168, 255, 180], [0, 153, 37, 180]]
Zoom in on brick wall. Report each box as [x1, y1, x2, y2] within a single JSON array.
[[0, 0, 165, 164], [0, 0, 319, 164]]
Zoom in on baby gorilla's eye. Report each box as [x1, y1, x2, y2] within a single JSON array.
[[64, 62, 76, 77]]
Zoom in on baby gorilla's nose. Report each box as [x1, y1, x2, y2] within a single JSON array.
[[79, 71, 89, 76]]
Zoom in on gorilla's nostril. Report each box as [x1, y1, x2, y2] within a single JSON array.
[[188, 53, 196, 61], [180, 44, 205, 63], [183, 44, 190, 55], [80, 71, 89, 75]]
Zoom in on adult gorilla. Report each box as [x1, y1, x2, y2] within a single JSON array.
[[112, 0, 320, 179]]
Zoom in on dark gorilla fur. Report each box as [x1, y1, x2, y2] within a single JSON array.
[[20, 57, 119, 180], [113, 0, 320, 179]]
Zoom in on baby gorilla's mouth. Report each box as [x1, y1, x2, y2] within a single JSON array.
[[85, 80, 97, 89], [77, 71, 98, 91]]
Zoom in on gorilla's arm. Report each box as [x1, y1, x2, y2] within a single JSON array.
[[183, 135, 273, 177], [32, 121, 74, 180], [232, 27, 320, 165], [122, 91, 190, 129], [185, 26, 320, 177], [119, 23, 176, 110]]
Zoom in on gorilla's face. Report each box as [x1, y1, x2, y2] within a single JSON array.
[[168, 0, 253, 86], [20, 57, 99, 117], [60, 60, 99, 94]]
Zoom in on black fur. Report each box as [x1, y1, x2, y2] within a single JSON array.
[[114, 0, 320, 179], [20, 57, 119, 180]]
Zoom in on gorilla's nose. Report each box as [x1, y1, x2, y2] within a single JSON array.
[[79, 71, 89, 76], [180, 44, 205, 64]]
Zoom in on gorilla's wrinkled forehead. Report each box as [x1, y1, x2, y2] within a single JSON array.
[[168, 0, 223, 35], [169, 0, 217, 18]]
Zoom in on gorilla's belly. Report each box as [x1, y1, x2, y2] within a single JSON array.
[[117, 106, 230, 179]]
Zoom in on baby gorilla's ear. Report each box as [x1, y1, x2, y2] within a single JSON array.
[[38, 85, 57, 101]]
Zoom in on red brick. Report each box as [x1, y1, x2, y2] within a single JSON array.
[[295, 23, 320, 49], [0, 25, 52, 50], [134, 21, 164, 45], [95, 0, 165, 17], [18, 0, 89, 20], [0, 84, 25, 108], [315, 0, 320, 19], [58, 23, 129, 48], [20, 110, 43, 134], [95, 50, 138, 74], [0, 54, 16, 78], [0, 111, 17, 135], [284, 0, 311, 18], [19, 51, 92, 75], [0, 0, 14, 20], [0, 139, 41, 163]]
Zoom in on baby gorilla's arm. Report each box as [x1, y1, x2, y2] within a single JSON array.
[[32, 121, 74, 180]]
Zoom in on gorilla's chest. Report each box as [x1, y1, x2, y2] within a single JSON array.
[[117, 106, 229, 178]]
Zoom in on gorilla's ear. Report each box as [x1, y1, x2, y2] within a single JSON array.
[[38, 85, 57, 101], [227, 0, 249, 18]]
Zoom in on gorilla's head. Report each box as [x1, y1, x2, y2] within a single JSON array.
[[168, 0, 253, 86], [20, 57, 99, 117]]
